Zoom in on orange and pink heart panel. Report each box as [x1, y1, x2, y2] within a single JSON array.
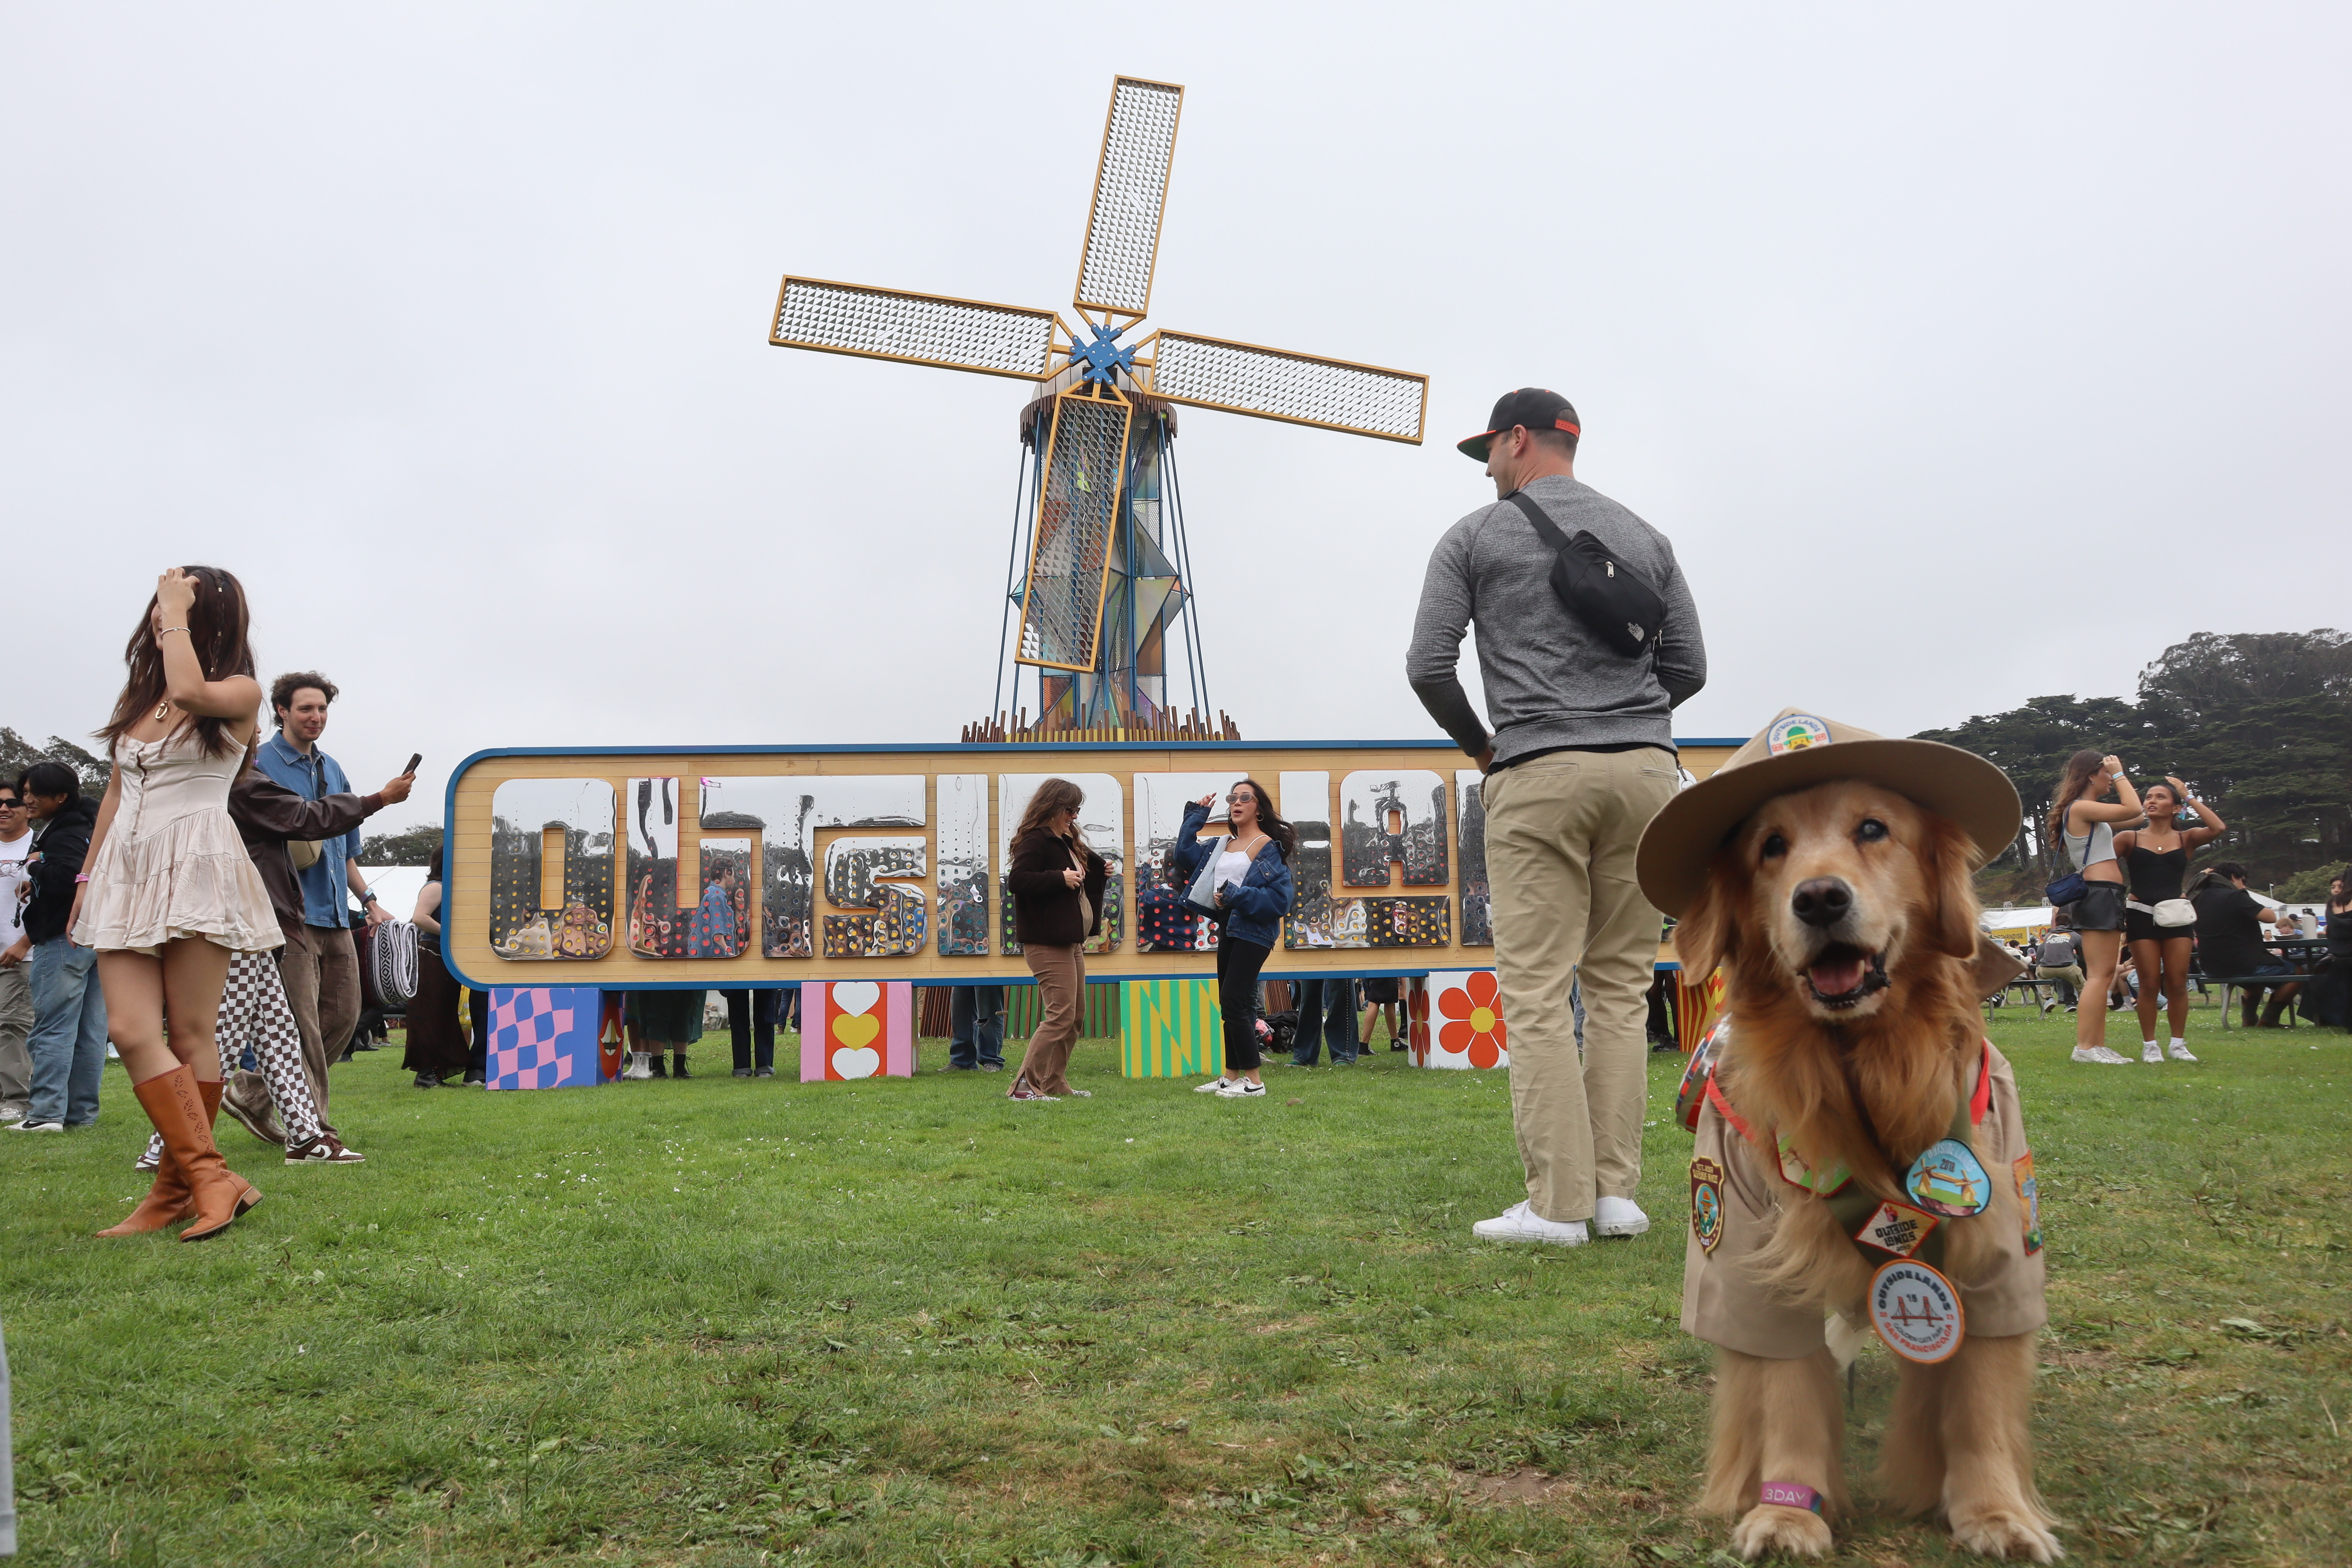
[[800, 980, 915, 1082]]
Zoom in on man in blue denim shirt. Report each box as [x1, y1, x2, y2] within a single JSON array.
[[254, 673, 392, 1134]]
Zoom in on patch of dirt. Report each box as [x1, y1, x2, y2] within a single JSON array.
[[1465, 1467, 1577, 1504], [1252, 1317, 1319, 1334]]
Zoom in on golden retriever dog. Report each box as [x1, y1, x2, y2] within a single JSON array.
[[1657, 765, 2061, 1563]]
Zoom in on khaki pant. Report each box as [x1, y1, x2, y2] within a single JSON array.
[[1483, 749, 1680, 1223], [0, 962, 32, 1104], [1017, 944, 1083, 1096], [279, 924, 359, 1134]]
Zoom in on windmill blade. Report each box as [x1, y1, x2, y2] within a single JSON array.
[[1144, 330, 1428, 443], [1015, 388, 1134, 673], [1073, 77, 1184, 319], [769, 276, 1059, 380]]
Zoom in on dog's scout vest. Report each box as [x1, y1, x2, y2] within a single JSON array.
[[1677, 1020, 2047, 1363]]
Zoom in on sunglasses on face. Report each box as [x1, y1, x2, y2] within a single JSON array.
[[0, 800, 20, 810]]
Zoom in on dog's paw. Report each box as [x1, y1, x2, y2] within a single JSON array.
[[1949, 1505, 2063, 1562], [1731, 1504, 1835, 1560]]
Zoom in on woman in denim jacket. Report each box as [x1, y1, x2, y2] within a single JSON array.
[[1165, 780, 1295, 1099]]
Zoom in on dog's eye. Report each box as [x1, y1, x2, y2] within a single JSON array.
[[1760, 832, 1787, 859], [1857, 818, 1889, 843]]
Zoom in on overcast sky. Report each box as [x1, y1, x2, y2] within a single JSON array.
[[4, 5, 2345, 828]]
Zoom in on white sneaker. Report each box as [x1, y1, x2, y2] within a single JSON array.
[[622, 1052, 653, 1081], [2071, 1045, 2133, 1065], [2141, 1040, 2164, 1063], [8, 1118, 65, 1132], [1214, 1079, 1266, 1098], [1471, 1201, 1589, 1246], [1192, 1077, 1231, 1094], [2169, 1039, 2198, 1062], [1594, 1196, 1650, 1237]]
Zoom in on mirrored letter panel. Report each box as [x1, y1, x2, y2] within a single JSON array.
[[448, 740, 1730, 987]]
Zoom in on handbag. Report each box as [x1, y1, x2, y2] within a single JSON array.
[[288, 837, 323, 871], [358, 918, 420, 1009], [2151, 898, 2197, 928], [1504, 491, 1667, 658], [2045, 870, 2086, 907], [1183, 847, 1224, 920]]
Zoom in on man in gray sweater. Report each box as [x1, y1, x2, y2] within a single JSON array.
[[1408, 388, 1706, 1247]]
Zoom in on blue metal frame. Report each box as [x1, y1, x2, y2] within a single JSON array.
[[440, 738, 1744, 991]]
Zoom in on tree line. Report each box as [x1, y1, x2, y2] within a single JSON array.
[[1913, 630, 2350, 902]]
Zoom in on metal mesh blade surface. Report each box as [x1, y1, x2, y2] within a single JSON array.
[[770, 277, 1055, 379], [1074, 79, 1183, 317], [1016, 391, 1134, 671], [1150, 332, 1427, 442]]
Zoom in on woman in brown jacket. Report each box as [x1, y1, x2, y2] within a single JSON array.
[[1003, 779, 1107, 1101]]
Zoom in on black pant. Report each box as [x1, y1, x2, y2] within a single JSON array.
[[466, 985, 490, 1078], [1216, 935, 1272, 1072], [724, 989, 780, 1071], [1290, 978, 1357, 1064]]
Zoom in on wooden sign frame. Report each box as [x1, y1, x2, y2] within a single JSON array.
[[444, 739, 1740, 991]]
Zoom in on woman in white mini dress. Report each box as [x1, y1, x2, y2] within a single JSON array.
[[76, 567, 281, 1241]]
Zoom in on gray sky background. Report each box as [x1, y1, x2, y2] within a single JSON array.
[[5, 5, 2346, 832]]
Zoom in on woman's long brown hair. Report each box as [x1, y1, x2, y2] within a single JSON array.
[[1013, 778, 1088, 849], [96, 565, 257, 760], [2045, 748, 2105, 847]]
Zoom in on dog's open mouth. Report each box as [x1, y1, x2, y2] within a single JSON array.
[[1805, 943, 1889, 1009]]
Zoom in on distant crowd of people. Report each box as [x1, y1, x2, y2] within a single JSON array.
[[2041, 748, 2347, 1060]]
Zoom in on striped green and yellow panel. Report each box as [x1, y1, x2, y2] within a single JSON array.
[[1121, 979, 1224, 1079]]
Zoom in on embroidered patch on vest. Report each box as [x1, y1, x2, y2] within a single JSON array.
[[1691, 1156, 1726, 1253], [2014, 1151, 2042, 1255], [1905, 1136, 1991, 1218], [1777, 1135, 1852, 1196], [1868, 1258, 1965, 1363], [1853, 1198, 1942, 1259]]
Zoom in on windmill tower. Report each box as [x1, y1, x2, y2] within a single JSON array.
[[769, 76, 1429, 738]]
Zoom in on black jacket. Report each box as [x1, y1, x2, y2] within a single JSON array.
[[1005, 829, 1108, 948], [24, 796, 100, 944]]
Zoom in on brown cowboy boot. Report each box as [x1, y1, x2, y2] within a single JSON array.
[[95, 1076, 209, 1236], [134, 1066, 261, 1242]]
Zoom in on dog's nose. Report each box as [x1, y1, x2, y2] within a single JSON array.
[[1791, 878, 1853, 928]]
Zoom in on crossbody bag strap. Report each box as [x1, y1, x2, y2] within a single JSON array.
[[1504, 489, 1572, 552]]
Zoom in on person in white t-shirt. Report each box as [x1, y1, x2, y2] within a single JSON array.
[[0, 781, 36, 1121]]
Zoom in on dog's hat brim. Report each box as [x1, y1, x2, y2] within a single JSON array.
[[1636, 708, 2022, 917]]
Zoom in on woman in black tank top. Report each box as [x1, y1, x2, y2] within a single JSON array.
[[2113, 776, 2227, 1062]]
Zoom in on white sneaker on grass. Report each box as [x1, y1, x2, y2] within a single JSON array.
[[1193, 1077, 1231, 1094], [1594, 1196, 1650, 1237], [2071, 1045, 2133, 1065], [2168, 1039, 2198, 1061], [1471, 1201, 1589, 1246], [2141, 1040, 2164, 1063], [1214, 1079, 1266, 1098]]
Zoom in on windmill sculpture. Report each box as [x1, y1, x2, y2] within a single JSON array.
[[768, 76, 1430, 738]]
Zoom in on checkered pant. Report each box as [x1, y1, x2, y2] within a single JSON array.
[[141, 948, 321, 1163]]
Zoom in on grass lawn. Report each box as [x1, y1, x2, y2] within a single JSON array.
[[4, 1002, 2347, 1566]]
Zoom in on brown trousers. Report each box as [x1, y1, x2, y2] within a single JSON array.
[[1483, 749, 1681, 1223], [1017, 943, 1084, 1096], [277, 923, 360, 1134]]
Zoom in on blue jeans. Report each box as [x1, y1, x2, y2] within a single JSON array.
[[950, 985, 1004, 1068], [27, 938, 107, 1126], [1290, 978, 1359, 1064]]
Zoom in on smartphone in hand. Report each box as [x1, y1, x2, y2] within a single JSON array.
[[404, 753, 422, 775]]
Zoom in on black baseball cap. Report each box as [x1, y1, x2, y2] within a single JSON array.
[[1457, 388, 1581, 462]]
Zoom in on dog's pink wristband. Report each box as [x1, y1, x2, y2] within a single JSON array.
[[1759, 1482, 1824, 1514]]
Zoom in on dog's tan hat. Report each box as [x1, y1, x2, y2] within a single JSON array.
[[1636, 708, 2021, 916]]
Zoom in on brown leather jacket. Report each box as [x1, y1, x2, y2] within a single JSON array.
[[1005, 829, 1107, 948], [228, 766, 383, 942]]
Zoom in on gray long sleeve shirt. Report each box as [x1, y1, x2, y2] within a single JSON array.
[[1407, 473, 1706, 764]]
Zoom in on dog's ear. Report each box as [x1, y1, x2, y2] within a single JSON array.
[[1922, 813, 1983, 960], [1672, 848, 1743, 982]]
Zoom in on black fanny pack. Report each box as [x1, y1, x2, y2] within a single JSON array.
[[1505, 490, 1666, 658]]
